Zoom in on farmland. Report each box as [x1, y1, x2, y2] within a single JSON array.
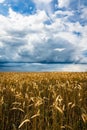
[[0, 72, 87, 130]]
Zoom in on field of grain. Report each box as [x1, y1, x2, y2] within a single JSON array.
[[0, 72, 87, 130]]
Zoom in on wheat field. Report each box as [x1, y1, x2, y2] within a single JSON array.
[[0, 72, 87, 130]]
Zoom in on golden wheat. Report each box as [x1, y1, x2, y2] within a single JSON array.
[[0, 72, 87, 130]]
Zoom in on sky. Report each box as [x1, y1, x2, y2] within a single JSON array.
[[0, 0, 87, 72]]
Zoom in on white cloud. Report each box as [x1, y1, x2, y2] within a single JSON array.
[[0, 8, 87, 66], [56, 32, 78, 45], [58, 0, 70, 8], [62, 64, 87, 72], [54, 48, 65, 52], [0, 0, 5, 3], [33, 0, 52, 4]]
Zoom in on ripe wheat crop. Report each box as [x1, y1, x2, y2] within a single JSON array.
[[0, 72, 87, 130]]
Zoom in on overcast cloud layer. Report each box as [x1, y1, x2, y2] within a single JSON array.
[[0, 0, 87, 71]]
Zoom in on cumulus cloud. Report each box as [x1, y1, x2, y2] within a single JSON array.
[[18, 37, 76, 63], [0, 2, 87, 72], [58, 0, 70, 8]]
